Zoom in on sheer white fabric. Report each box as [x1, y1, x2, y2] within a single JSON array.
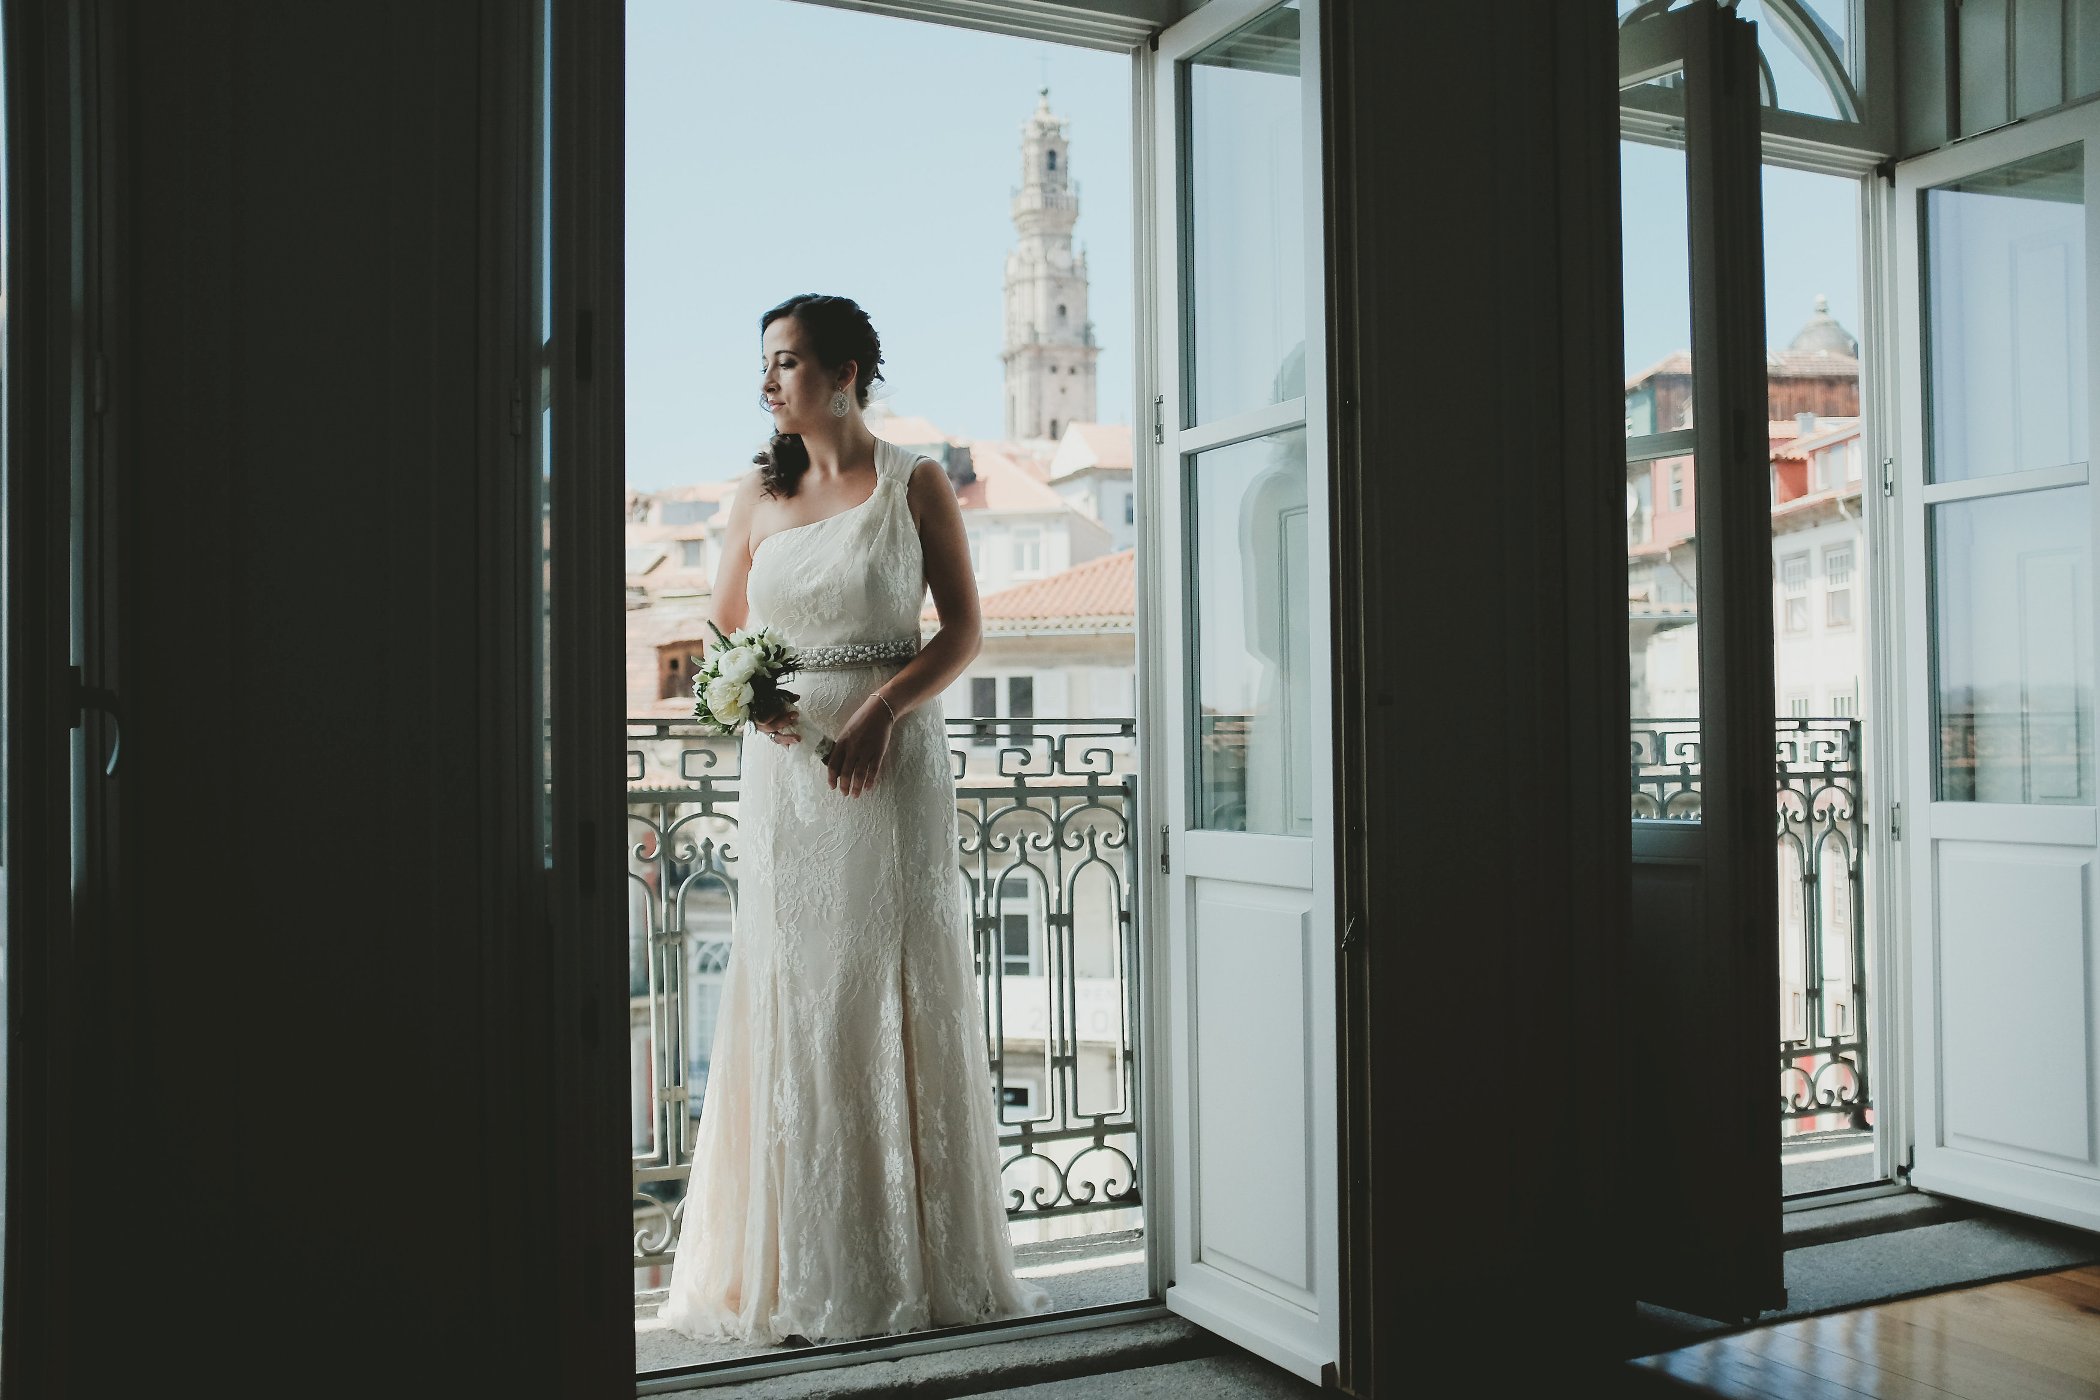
[[658, 436, 1052, 1344]]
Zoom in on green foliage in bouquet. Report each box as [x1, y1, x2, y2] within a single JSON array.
[[690, 619, 802, 734]]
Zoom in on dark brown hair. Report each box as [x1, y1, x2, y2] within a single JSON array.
[[755, 294, 886, 498]]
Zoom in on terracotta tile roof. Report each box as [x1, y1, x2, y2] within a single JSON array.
[[955, 444, 1078, 513], [1051, 422, 1134, 478], [1772, 480, 1864, 519], [1626, 350, 1692, 388], [1771, 418, 1862, 458], [981, 438, 1057, 479], [924, 549, 1135, 633], [1628, 347, 1859, 391], [870, 414, 952, 447]]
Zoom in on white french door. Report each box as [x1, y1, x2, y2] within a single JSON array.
[[1147, 0, 1338, 1383], [1896, 98, 2100, 1232]]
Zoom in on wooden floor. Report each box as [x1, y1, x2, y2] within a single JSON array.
[[1631, 1265, 2100, 1398]]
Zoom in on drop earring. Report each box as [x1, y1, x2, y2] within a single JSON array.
[[829, 390, 851, 418]]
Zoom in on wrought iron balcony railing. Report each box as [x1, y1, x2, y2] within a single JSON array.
[[626, 712, 1870, 1268], [625, 716, 1140, 1270], [1633, 716, 1870, 1132]]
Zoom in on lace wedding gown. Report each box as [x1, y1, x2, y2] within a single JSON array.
[[659, 436, 1052, 1344]]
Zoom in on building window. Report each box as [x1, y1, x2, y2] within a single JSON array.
[[1825, 546, 1853, 627], [1123, 493, 1134, 525], [968, 674, 1035, 746], [679, 539, 705, 570], [658, 641, 704, 701], [1046, 149, 1056, 172], [1009, 675, 1035, 746], [1781, 553, 1810, 632], [1057, 303, 1067, 320], [998, 873, 1035, 976], [1047, 420, 1058, 440], [1014, 526, 1043, 574], [969, 676, 999, 744], [1668, 463, 1686, 509], [967, 528, 985, 572]]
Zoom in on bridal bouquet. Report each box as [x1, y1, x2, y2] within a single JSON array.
[[690, 621, 836, 760]]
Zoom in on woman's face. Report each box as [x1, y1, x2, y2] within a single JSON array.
[[759, 315, 852, 435]]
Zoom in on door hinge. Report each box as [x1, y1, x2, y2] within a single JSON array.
[[1889, 801, 1902, 841], [509, 379, 525, 438], [1152, 394, 1165, 446], [1882, 456, 1895, 497], [1158, 822, 1170, 874]]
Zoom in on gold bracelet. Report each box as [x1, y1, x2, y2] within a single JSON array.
[[875, 691, 898, 721]]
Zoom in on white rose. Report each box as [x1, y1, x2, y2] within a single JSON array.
[[704, 676, 753, 725], [716, 646, 761, 684]]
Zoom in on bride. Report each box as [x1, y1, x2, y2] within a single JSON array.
[[658, 293, 1053, 1345]]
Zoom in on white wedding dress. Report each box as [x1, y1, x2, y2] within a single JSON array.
[[659, 436, 1052, 1344]]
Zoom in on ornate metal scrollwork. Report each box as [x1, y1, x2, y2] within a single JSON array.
[[1634, 716, 1871, 1132]]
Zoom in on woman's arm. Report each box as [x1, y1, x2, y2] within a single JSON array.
[[707, 470, 763, 636], [877, 458, 982, 715]]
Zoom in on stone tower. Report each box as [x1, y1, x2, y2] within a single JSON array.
[[1002, 89, 1098, 442]]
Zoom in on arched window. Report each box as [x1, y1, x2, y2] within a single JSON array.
[[1618, 0, 1859, 122], [1047, 149, 1057, 172], [1057, 303, 1067, 320]]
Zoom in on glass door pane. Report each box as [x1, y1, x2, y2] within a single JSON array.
[[1180, 1, 1311, 836], [1185, 1, 1304, 427], [1623, 74, 1704, 811], [1926, 146, 2088, 484], [1191, 427, 1310, 833], [1932, 486, 2094, 802], [1924, 143, 2095, 805]]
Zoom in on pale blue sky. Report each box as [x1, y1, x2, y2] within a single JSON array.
[[626, 0, 1133, 490], [1623, 146, 1863, 380], [625, 2, 1864, 492]]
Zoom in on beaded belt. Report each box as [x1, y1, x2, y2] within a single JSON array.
[[792, 637, 918, 671]]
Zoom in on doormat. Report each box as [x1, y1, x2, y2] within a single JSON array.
[[1626, 1206, 2100, 1357]]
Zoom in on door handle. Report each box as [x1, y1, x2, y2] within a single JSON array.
[[69, 666, 123, 777]]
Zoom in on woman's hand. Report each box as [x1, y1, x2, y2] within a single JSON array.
[[753, 703, 802, 747], [824, 693, 896, 798]]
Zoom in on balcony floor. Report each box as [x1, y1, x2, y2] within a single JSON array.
[[1780, 1128, 1879, 1198], [635, 1228, 1149, 1374]]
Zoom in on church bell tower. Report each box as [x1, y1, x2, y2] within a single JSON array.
[[1002, 90, 1098, 442]]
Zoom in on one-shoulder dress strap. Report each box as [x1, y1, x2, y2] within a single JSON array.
[[873, 435, 934, 487]]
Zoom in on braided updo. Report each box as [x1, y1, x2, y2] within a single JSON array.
[[754, 293, 886, 499]]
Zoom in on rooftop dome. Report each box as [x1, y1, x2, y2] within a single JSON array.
[[1788, 294, 1858, 358]]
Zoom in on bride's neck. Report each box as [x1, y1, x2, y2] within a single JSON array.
[[798, 421, 877, 480]]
